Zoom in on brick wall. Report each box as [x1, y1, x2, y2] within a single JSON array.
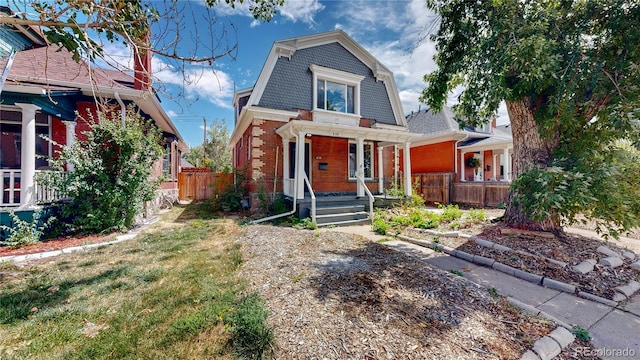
[[404, 141, 456, 173]]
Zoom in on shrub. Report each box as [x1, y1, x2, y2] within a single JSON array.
[[0, 210, 56, 248], [466, 208, 487, 224], [372, 219, 388, 235], [43, 107, 163, 234]]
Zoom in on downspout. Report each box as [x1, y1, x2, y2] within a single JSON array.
[[250, 128, 299, 224], [114, 91, 126, 127]]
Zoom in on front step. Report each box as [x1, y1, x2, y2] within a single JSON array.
[[309, 204, 370, 226]]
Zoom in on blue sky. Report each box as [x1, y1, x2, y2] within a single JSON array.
[[101, 0, 508, 148]]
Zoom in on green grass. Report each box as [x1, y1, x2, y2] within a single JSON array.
[[0, 204, 273, 360]]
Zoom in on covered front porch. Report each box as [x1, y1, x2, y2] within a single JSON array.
[[275, 120, 413, 225], [458, 138, 513, 183]]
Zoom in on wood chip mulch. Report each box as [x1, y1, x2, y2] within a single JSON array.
[[405, 223, 640, 301], [236, 225, 597, 359]]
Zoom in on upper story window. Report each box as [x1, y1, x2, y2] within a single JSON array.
[[317, 80, 355, 114], [310, 64, 364, 118]]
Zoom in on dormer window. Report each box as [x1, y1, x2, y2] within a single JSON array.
[[317, 80, 355, 114], [310, 64, 364, 120]]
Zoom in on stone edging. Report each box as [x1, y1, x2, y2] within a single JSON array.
[[396, 233, 627, 308]]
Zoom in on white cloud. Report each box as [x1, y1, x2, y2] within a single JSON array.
[[280, 0, 325, 25], [152, 57, 234, 109]]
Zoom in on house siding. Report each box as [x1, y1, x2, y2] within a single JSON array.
[[405, 141, 456, 174], [258, 43, 396, 125]]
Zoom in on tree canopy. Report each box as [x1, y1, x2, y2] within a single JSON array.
[[421, 0, 640, 237], [185, 118, 232, 173]]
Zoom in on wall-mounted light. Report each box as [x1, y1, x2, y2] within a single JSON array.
[[486, 165, 491, 171]]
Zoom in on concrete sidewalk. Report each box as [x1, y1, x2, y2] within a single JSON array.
[[324, 225, 640, 360]]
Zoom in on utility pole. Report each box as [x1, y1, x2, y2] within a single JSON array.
[[203, 117, 207, 167]]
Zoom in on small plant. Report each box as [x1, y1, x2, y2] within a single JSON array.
[[295, 217, 317, 230], [488, 287, 500, 298], [432, 236, 441, 244], [0, 210, 56, 248], [376, 238, 391, 243], [465, 157, 481, 169], [497, 202, 507, 209], [372, 219, 388, 235], [572, 325, 591, 341], [432, 244, 442, 252], [448, 220, 461, 230], [466, 208, 488, 224], [438, 204, 463, 222], [449, 269, 464, 276]]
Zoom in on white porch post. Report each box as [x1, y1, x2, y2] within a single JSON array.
[[282, 137, 289, 196], [492, 153, 498, 181], [403, 142, 412, 197], [393, 144, 399, 187], [356, 137, 364, 197], [296, 131, 305, 199], [460, 151, 466, 182], [62, 121, 76, 172], [503, 147, 511, 182], [377, 145, 384, 194], [16, 103, 40, 208]]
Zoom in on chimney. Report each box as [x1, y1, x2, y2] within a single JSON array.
[[133, 32, 152, 91]]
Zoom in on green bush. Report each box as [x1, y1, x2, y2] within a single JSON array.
[[43, 107, 163, 234], [372, 219, 388, 235], [0, 210, 56, 248], [466, 208, 487, 224]]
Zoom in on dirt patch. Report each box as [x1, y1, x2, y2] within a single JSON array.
[[0, 232, 117, 258], [237, 225, 596, 359]]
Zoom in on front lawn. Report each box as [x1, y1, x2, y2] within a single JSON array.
[[0, 204, 273, 359]]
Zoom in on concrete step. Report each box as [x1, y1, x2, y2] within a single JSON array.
[[317, 217, 371, 228], [315, 204, 365, 215], [315, 211, 369, 225]]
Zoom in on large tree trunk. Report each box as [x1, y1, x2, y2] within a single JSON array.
[[503, 99, 563, 234]]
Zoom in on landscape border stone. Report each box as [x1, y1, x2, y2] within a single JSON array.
[[492, 261, 517, 276], [543, 278, 576, 293], [577, 291, 618, 307], [532, 335, 562, 360], [513, 269, 543, 285]]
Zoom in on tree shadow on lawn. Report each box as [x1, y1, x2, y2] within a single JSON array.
[[0, 265, 130, 325]]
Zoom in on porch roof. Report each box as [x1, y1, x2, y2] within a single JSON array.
[[275, 120, 413, 145]]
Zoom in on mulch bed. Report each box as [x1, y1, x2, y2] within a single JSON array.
[[405, 224, 640, 301], [0, 232, 117, 258]]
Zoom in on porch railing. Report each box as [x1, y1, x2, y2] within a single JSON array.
[[356, 174, 374, 225], [302, 174, 316, 224], [1, 170, 68, 207]]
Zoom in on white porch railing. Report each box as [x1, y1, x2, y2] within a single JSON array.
[[302, 174, 316, 224], [356, 174, 374, 225], [1, 170, 68, 207]]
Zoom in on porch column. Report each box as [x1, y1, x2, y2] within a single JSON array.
[[492, 154, 498, 181], [403, 142, 412, 197], [281, 137, 290, 196], [16, 103, 40, 208], [503, 147, 511, 182], [480, 150, 485, 181], [377, 145, 384, 194], [460, 151, 466, 182], [393, 144, 399, 186], [296, 131, 305, 199], [62, 121, 76, 172], [356, 137, 364, 197]]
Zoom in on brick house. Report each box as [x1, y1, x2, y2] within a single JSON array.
[[0, 13, 186, 212], [403, 106, 513, 183], [230, 30, 414, 224]]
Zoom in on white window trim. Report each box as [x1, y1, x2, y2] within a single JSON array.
[[310, 64, 364, 120], [348, 140, 374, 180]]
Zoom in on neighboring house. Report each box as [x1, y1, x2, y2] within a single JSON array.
[[0, 12, 186, 213], [230, 30, 414, 224], [404, 106, 513, 182]]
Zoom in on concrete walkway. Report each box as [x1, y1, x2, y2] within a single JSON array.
[[324, 225, 640, 360]]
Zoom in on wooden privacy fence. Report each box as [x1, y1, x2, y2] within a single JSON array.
[[412, 172, 510, 208], [412, 173, 455, 204], [451, 182, 510, 208], [178, 168, 233, 201]]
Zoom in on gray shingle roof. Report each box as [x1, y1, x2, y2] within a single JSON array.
[[406, 106, 459, 135]]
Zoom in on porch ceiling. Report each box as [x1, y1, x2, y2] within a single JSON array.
[[276, 120, 413, 144]]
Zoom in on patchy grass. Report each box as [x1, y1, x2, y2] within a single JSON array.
[[0, 204, 273, 360]]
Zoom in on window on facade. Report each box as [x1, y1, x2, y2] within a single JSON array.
[[0, 110, 51, 169], [162, 143, 171, 176], [317, 79, 355, 114], [348, 141, 373, 179]]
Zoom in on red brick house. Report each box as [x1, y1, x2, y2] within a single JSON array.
[[0, 26, 186, 211], [230, 30, 414, 225], [403, 106, 513, 183]]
